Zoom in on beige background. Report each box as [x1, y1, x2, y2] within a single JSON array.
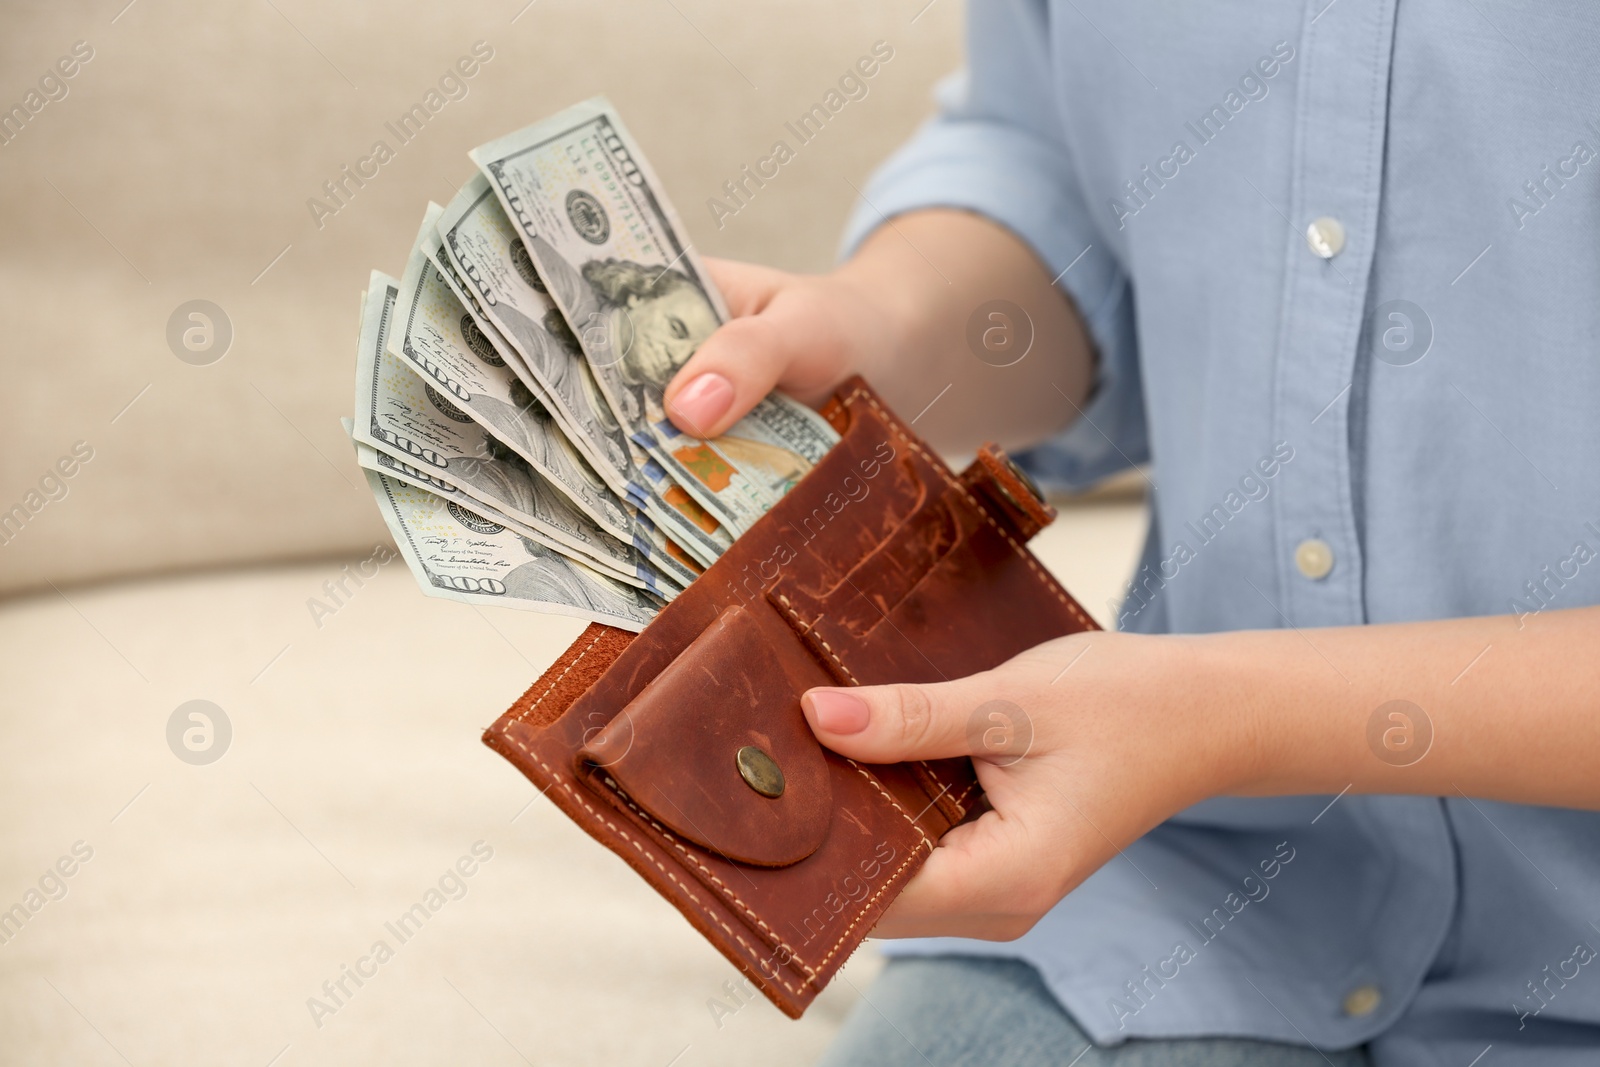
[[0, 2, 1150, 1064]]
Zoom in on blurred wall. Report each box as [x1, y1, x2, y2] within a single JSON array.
[[0, 0, 963, 597]]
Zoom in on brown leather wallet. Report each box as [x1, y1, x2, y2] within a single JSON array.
[[483, 377, 1098, 1017]]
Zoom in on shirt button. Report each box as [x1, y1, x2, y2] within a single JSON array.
[[1295, 538, 1334, 580], [1305, 216, 1346, 258], [1343, 985, 1382, 1017]]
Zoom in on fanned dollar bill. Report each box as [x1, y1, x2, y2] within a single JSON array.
[[344, 418, 586, 573], [468, 97, 840, 536], [364, 467, 660, 631], [358, 271, 680, 596], [346, 432, 667, 600], [392, 206, 644, 536], [438, 173, 638, 498], [436, 173, 732, 567]]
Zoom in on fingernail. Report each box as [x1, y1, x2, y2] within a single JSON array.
[[802, 689, 870, 735], [668, 373, 733, 435]]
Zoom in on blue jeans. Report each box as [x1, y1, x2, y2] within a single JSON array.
[[819, 956, 1372, 1067]]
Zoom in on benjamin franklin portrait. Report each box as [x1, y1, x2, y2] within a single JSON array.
[[579, 258, 719, 399]]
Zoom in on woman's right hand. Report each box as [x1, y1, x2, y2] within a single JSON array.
[[662, 256, 904, 439], [667, 209, 1092, 455]]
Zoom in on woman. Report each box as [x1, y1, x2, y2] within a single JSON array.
[[662, 2, 1600, 1064]]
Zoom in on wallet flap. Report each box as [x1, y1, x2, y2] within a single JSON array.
[[577, 606, 832, 868]]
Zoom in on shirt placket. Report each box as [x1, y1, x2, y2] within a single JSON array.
[[1269, 0, 1396, 629]]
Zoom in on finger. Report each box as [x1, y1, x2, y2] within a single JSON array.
[[665, 303, 803, 438], [800, 674, 996, 764], [873, 816, 1033, 940], [703, 256, 787, 317], [873, 799, 1088, 941]]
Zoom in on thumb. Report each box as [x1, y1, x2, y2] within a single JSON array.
[[800, 677, 993, 764], [664, 313, 793, 438], [664, 258, 819, 439]]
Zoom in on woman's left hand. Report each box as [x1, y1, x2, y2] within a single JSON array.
[[799, 629, 1262, 940], [801, 603, 1600, 940]]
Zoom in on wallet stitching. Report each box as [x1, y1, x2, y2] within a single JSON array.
[[847, 388, 1095, 635], [811, 844, 921, 977], [502, 612, 929, 1001], [916, 762, 951, 803], [507, 733, 806, 997], [502, 639, 804, 993], [597, 774, 819, 980], [912, 761, 972, 825], [780, 391, 1072, 827], [914, 761, 980, 822], [593, 763, 931, 999], [515, 627, 607, 725], [506, 743, 723, 959], [778, 533, 967, 833], [845, 759, 934, 854], [772, 593, 861, 686], [776, 592, 969, 824], [923, 770, 977, 817]]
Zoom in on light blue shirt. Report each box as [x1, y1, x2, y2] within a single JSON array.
[[842, 1, 1600, 1061]]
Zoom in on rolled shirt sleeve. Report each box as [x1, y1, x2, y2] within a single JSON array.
[[838, 0, 1146, 489]]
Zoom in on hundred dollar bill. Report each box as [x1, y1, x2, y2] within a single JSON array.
[[396, 205, 721, 579], [422, 212, 568, 453], [438, 173, 637, 495], [357, 272, 680, 596], [469, 97, 840, 535], [364, 468, 660, 631], [435, 173, 732, 567], [417, 221, 624, 535], [423, 224, 527, 381], [361, 432, 698, 598], [345, 431, 682, 597], [396, 205, 689, 567], [346, 417, 579, 564]]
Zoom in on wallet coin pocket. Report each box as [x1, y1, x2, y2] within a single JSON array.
[[576, 603, 836, 868]]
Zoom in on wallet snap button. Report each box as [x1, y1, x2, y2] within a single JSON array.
[[736, 745, 785, 798]]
